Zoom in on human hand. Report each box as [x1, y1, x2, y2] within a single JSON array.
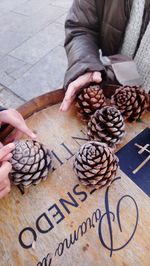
[[60, 71, 102, 111], [0, 109, 36, 142], [0, 143, 15, 199]]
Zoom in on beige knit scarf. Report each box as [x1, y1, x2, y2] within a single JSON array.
[[121, 0, 150, 92]]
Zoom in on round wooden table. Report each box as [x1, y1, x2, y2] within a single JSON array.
[[0, 89, 150, 266]]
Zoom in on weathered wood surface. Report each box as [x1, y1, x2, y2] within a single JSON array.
[[0, 90, 150, 266]]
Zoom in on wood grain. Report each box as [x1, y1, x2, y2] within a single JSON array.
[[0, 89, 149, 266]]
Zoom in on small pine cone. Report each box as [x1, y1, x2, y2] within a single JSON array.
[[111, 86, 149, 120], [10, 140, 52, 188], [87, 106, 125, 147], [74, 141, 119, 189], [76, 84, 106, 122]]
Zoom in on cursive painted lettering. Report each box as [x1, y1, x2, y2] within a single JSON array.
[[36, 177, 139, 265], [98, 177, 139, 257]]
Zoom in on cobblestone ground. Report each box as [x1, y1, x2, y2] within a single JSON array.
[[0, 0, 72, 108]]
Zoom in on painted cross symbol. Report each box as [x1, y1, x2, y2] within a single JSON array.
[[133, 143, 150, 174]]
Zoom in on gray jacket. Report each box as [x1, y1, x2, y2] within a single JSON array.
[[64, 0, 150, 89]]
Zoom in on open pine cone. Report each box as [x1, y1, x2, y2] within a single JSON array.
[[111, 86, 149, 120], [88, 106, 125, 147], [76, 84, 106, 122], [74, 141, 119, 189], [10, 140, 52, 189]]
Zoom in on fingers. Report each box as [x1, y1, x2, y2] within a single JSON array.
[[92, 72, 102, 83], [0, 109, 36, 139], [5, 128, 36, 144], [2, 153, 13, 161], [60, 71, 102, 112], [60, 84, 76, 111], [0, 143, 15, 161], [4, 129, 23, 143], [59, 96, 76, 112], [17, 124, 36, 139], [0, 142, 3, 148], [0, 161, 12, 176], [60, 73, 91, 111], [0, 161, 11, 199]]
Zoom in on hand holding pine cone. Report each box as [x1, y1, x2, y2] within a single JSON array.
[[88, 106, 125, 147], [10, 140, 52, 190], [74, 141, 119, 189], [76, 84, 106, 122], [111, 86, 149, 120]]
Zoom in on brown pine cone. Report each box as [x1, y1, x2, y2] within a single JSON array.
[[76, 84, 106, 122], [74, 141, 119, 189], [10, 140, 52, 189], [87, 106, 125, 147], [111, 86, 149, 120]]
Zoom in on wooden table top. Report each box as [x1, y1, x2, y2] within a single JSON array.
[[0, 89, 149, 266]]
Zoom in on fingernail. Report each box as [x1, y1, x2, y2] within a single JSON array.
[[7, 143, 15, 149], [31, 132, 37, 139]]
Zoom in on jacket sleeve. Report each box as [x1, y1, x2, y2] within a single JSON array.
[[0, 106, 6, 112], [64, 0, 105, 89]]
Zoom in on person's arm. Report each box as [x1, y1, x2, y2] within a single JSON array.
[[64, 0, 105, 89]]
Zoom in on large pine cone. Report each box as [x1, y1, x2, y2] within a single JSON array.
[[76, 84, 106, 122], [111, 86, 149, 120], [87, 106, 125, 147], [10, 140, 52, 188], [74, 141, 119, 189]]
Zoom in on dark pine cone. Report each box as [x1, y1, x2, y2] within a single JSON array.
[[76, 84, 106, 122], [87, 106, 125, 147], [111, 86, 149, 120], [74, 141, 119, 189], [10, 140, 52, 189]]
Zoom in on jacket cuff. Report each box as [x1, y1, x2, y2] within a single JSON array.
[[0, 106, 7, 112]]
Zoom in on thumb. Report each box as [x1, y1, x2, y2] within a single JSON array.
[[4, 127, 36, 144], [0, 143, 15, 161], [92, 72, 102, 83]]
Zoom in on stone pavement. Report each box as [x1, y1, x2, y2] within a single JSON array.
[[0, 0, 73, 108]]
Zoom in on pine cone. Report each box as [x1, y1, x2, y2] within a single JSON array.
[[111, 86, 149, 120], [87, 106, 125, 147], [74, 141, 119, 189], [76, 84, 106, 122], [10, 140, 52, 188]]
